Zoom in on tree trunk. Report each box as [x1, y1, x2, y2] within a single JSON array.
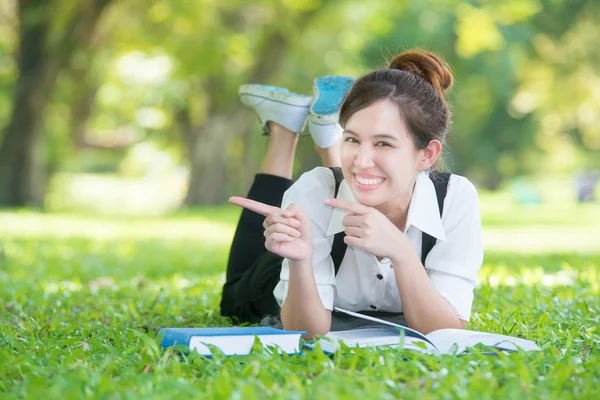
[[70, 68, 100, 150], [0, 1, 53, 206], [184, 113, 251, 205], [0, 0, 112, 207]]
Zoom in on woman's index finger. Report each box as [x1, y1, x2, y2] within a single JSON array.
[[229, 196, 281, 217], [324, 198, 369, 215]]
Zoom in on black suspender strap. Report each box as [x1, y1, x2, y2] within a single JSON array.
[[329, 167, 347, 276], [420, 172, 451, 266], [328, 168, 450, 274]]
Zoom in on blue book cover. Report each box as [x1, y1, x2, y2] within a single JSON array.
[[157, 327, 305, 356]]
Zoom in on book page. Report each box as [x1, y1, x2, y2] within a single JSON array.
[[425, 329, 541, 354], [333, 307, 438, 350], [318, 327, 438, 354]]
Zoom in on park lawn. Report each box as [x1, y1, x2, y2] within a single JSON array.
[[0, 206, 599, 399]]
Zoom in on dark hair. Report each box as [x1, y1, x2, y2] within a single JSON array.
[[339, 49, 453, 168]]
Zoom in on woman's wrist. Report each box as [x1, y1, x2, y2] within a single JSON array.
[[389, 244, 418, 270], [288, 253, 313, 269], [389, 253, 404, 269], [386, 232, 410, 267]]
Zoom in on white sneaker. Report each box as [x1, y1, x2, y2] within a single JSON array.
[[308, 75, 355, 148], [239, 84, 312, 134], [307, 120, 344, 149]]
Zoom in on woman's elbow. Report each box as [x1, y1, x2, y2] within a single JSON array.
[[281, 312, 331, 340], [419, 316, 466, 335], [300, 324, 330, 341]]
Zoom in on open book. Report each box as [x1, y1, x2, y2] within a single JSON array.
[[304, 307, 541, 355]]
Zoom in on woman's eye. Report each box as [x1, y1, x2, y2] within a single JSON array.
[[376, 141, 391, 147], [344, 137, 358, 143]]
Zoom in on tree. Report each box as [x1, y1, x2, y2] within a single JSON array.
[[0, 0, 113, 206]]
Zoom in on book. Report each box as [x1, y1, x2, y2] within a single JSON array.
[[304, 307, 541, 355], [158, 327, 305, 356]]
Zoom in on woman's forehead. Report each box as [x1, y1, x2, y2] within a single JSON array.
[[344, 99, 409, 140]]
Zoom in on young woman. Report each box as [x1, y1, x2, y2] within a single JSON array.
[[220, 49, 483, 339]]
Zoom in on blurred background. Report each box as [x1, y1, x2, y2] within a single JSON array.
[[0, 0, 598, 226]]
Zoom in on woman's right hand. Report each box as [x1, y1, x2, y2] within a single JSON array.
[[229, 197, 313, 262]]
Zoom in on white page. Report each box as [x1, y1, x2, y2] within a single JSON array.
[[318, 328, 438, 354], [333, 307, 438, 350], [334, 308, 541, 355], [425, 329, 541, 354]]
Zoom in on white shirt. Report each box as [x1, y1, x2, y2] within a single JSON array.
[[273, 167, 483, 321]]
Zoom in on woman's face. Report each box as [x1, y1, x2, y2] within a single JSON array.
[[341, 99, 423, 208]]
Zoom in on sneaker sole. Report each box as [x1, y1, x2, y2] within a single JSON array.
[[311, 76, 355, 116], [239, 84, 312, 108]]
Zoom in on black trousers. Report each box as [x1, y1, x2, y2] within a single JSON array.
[[220, 173, 292, 324]]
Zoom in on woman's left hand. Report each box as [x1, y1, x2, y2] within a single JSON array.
[[324, 198, 411, 260]]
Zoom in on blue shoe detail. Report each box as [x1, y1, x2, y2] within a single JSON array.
[[311, 76, 355, 116]]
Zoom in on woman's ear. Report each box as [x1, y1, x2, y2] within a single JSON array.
[[419, 140, 442, 171]]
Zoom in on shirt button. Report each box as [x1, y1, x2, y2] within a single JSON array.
[[376, 274, 383, 280], [370, 305, 377, 310]]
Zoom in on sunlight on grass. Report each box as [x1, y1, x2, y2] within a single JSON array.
[[0, 211, 235, 245], [483, 227, 600, 253], [479, 263, 599, 290], [42, 274, 226, 297]]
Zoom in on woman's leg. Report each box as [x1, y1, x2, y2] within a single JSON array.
[[222, 84, 313, 323], [225, 122, 299, 284], [314, 141, 341, 168]]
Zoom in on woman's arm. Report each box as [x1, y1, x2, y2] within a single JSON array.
[[390, 251, 465, 334], [280, 256, 332, 339], [391, 176, 482, 334], [276, 168, 339, 339]]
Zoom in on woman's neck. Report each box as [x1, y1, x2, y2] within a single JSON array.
[[377, 193, 412, 232], [375, 189, 414, 232]]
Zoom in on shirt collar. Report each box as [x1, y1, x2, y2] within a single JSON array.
[[407, 171, 447, 241], [326, 171, 447, 241]]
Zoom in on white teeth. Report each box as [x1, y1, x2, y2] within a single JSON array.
[[355, 175, 384, 185]]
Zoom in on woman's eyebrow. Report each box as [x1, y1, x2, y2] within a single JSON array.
[[343, 129, 399, 141], [372, 134, 399, 141]]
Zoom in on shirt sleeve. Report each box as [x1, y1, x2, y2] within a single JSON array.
[[272, 167, 337, 311], [425, 175, 483, 321]]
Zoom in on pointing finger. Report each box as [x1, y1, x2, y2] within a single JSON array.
[[268, 212, 301, 228], [324, 198, 369, 215], [229, 196, 281, 217]]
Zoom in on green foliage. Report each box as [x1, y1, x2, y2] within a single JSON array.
[[0, 205, 598, 398]]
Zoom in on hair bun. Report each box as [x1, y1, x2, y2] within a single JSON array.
[[389, 50, 453, 96]]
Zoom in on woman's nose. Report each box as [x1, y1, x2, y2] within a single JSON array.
[[354, 146, 375, 168]]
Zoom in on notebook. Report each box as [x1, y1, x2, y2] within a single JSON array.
[[304, 307, 541, 355], [158, 327, 305, 356]]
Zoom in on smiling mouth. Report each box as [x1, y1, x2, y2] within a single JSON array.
[[353, 174, 385, 190]]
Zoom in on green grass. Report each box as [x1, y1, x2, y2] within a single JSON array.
[[1, 204, 599, 399]]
